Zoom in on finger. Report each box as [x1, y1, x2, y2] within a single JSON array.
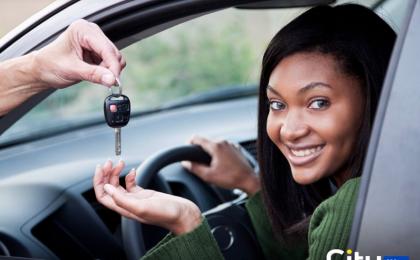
[[181, 161, 192, 170], [185, 162, 211, 181], [189, 135, 215, 154], [103, 159, 112, 173], [77, 23, 123, 79], [93, 164, 106, 199], [120, 56, 126, 69], [110, 160, 125, 186], [100, 185, 143, 221], [74, 60, 116, 86], [125, 169, 142, 192], [101, 159, 113, 184], [105, 184, 147, 219]]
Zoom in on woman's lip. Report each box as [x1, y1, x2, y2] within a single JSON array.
[[286, 145, 325, 166]]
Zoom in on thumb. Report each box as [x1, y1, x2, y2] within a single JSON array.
[[76, 61, 116, 86]]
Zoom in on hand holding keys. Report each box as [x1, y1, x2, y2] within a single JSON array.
[[104, 78, 131, 156]]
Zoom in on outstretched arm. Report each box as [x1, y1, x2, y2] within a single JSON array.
[[0, 19, 125, 116]]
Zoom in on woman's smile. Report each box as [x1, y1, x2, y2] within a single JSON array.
[[285, 144, 325, 166]]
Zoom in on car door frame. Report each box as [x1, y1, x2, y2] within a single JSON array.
[[348, 0, 420, 257]]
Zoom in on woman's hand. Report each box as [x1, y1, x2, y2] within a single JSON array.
[[93, 160, 202, 235], [182, 136, 261, 196]]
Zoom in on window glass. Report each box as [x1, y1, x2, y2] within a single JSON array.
[[1, 7, 306, 144], [121, 8, 306, 110], [374, 0, 412, 32], [2, 0, 392, 145]]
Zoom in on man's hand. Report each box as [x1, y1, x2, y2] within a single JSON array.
[[34, 19, 126, 88], [0, 19, 125, 116]]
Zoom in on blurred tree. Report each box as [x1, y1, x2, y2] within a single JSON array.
[[121, 15, 256, 109]]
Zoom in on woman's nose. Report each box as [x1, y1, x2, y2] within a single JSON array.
[[280, 111, 309, 142]]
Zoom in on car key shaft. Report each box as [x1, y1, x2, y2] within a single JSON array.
[[104, 78, 131, 157], [115, 128, 121, 156]]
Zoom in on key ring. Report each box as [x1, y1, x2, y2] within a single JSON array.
[[110, 77, 122, 95]]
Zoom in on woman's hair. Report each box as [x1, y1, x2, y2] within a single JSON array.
[[257, 4, 396, 243]]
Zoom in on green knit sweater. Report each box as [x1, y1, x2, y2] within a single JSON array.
[[142, 177, 360, 260]]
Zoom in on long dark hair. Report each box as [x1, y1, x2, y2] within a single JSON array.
[[257, 4, 396, 244]]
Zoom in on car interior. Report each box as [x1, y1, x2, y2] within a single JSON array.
[[0, 0, 410, 259]]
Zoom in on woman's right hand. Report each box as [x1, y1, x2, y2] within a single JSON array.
[[182, 136, 261, 196], [93, 160, 202, 235]]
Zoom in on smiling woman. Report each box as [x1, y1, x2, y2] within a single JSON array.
[[256, 3, 396, 256], [93, 3, 396, 260], [266, 52, 364, 186]]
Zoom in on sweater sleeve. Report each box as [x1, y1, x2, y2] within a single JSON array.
[[245, 192, 307, 260], [307, 177, 360, 260], [142, 218, 224, 260], [142, 191, 309, 260]]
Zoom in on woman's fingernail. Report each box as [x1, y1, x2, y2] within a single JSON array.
[[181, 161, 190, 168], [101, 73, 114, 86], [129, 168, 136, 175], [104, 184, 116, 195]]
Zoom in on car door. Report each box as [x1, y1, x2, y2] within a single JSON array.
[[348, 0, 420, 258]]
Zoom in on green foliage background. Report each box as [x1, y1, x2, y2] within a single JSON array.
[[121, 15, 257, 109], [31, 12, 261, 117]]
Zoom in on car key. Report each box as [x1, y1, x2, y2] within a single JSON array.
[[104, 79, 131, 157]]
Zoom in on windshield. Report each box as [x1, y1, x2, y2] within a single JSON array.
[[1, 0, 397, 146]]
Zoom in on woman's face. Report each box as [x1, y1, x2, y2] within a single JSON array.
[[266, 52, 364, 186]]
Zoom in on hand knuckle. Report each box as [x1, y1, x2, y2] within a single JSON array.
[[87, 67, 98, 82], [89, 21, 101, 30]]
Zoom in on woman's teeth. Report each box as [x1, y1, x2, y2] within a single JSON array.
[[290, 145, 323, 157]]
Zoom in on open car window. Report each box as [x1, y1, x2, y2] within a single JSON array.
[[0, 7, 308, 146], [0, 0, 402, 147]]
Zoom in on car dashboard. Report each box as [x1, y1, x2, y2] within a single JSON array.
[[0, 96, 258, 259]]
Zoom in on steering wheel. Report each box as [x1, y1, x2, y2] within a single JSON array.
[[121, 145, 263, 260]]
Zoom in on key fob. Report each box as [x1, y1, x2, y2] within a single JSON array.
[[104, 94, 131, 127]]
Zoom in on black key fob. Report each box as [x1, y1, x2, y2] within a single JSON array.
[[104, 94, 131, 128]]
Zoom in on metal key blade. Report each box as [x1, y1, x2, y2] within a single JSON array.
[[115, 128, 121, 156]]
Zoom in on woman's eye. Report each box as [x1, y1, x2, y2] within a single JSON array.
[[269, 101, 286, 110], [308, 99, 330, 110]]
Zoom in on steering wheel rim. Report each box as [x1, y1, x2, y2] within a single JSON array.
[[121, 145, 211, 260]]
